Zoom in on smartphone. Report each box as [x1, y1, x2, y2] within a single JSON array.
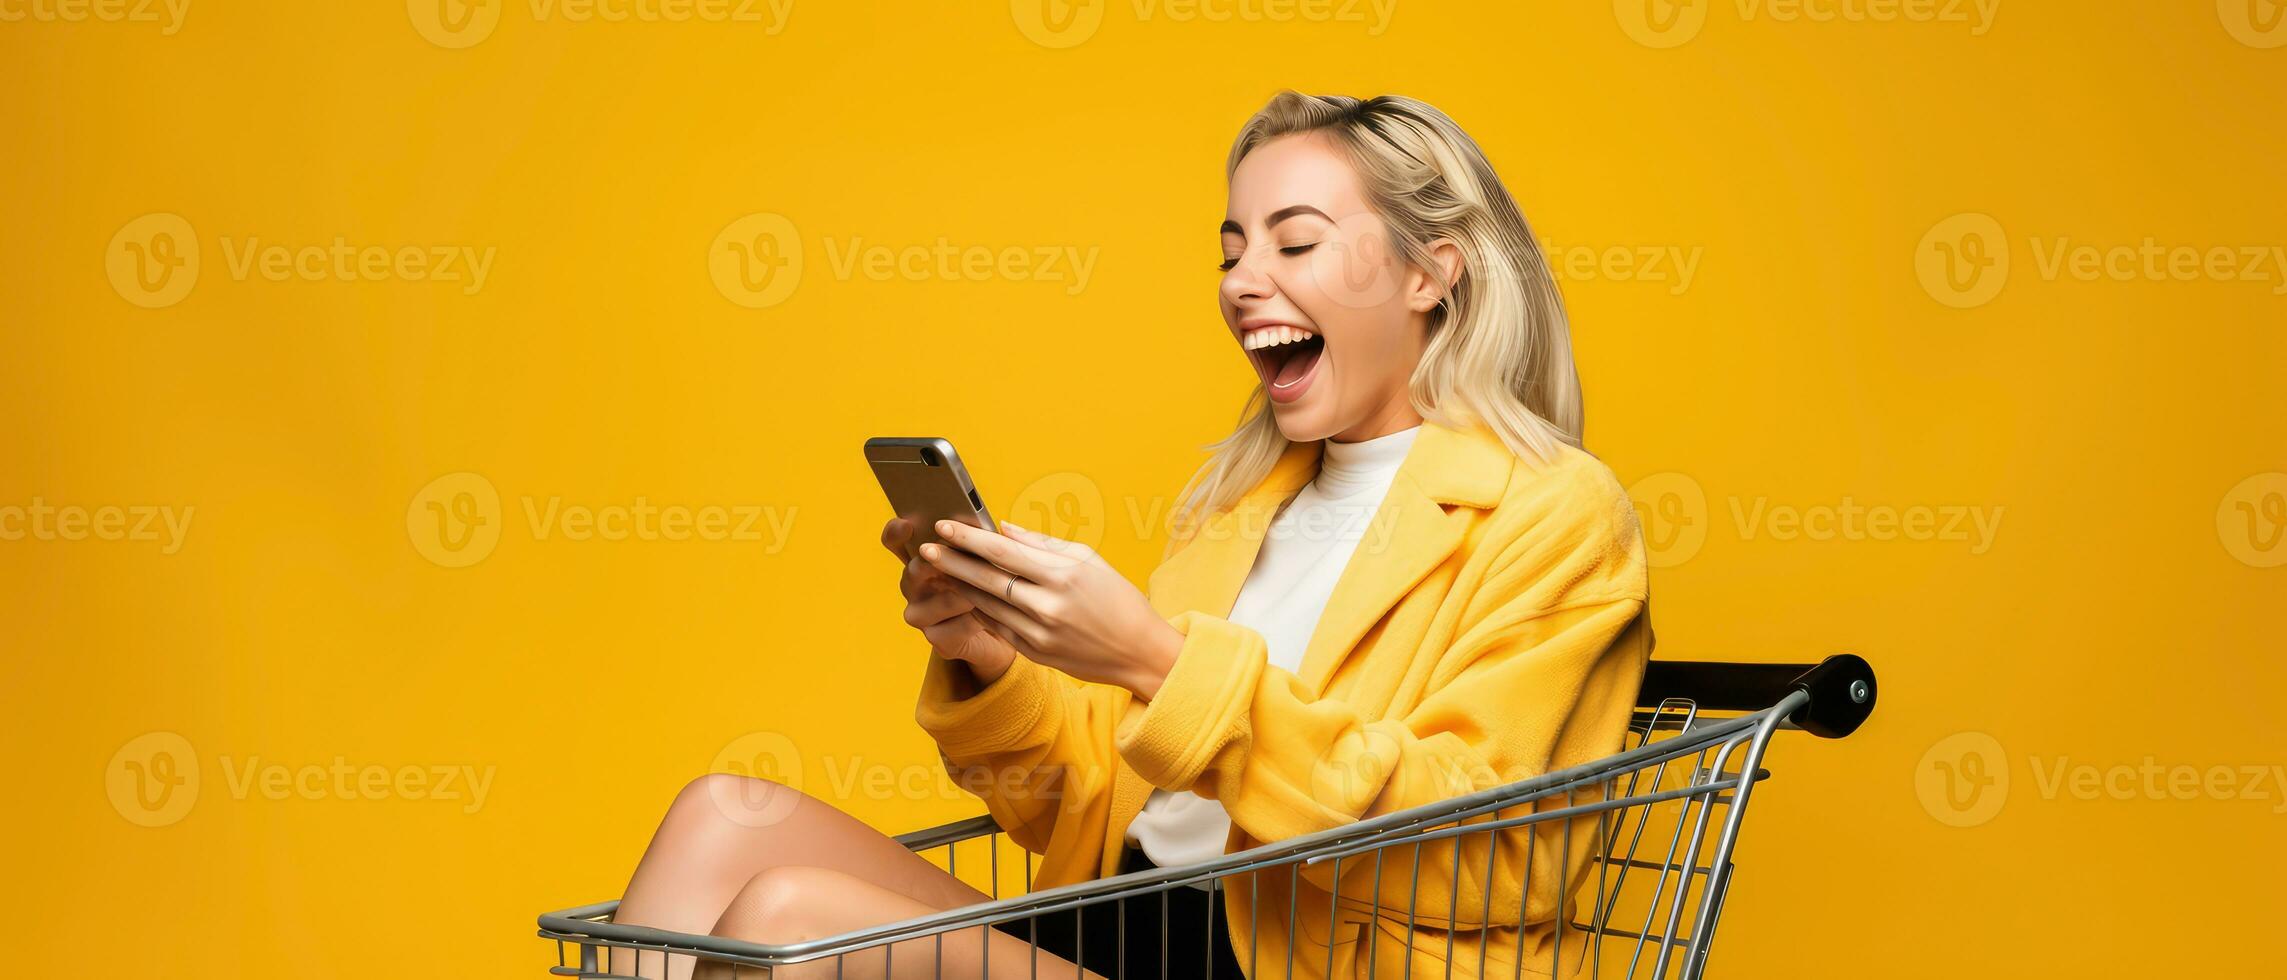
[[865, 437, 997, 557]]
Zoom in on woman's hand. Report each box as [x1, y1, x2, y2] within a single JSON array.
[[919, 520, 1183, 701], [882, 518, 1018, 687]]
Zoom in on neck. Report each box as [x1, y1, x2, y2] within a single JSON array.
[[1332, 399, 1424, 444]]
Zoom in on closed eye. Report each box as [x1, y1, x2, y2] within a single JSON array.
[[1219, 243, 1319, 272]]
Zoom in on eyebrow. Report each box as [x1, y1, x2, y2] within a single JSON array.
[[1219, 204, 1333, 236]]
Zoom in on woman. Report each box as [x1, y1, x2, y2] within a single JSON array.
[[611, 92, 1651, 980]]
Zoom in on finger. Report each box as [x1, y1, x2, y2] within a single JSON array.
[[921, 617, 1000, 658], [902, 588, 973, 629], [880, 518, 915, 561], [933, 520, 1058, 581], [902, 555, 956, 600], [920, 541, 1034, 610], [998, 521, 1083, 556], [945, 578, 1046, 644]]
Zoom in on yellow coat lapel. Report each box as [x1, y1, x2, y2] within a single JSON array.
[[1294, 422, 1513, 693], [1108, 422, 1516, 862]]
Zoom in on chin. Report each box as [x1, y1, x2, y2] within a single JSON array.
[[1267, 398, 1340, 443]]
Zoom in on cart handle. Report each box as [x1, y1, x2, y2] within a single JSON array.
[[1636, 653, 1876, 739]]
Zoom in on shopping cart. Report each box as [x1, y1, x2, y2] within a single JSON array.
[[538, 654, 1877, 979]]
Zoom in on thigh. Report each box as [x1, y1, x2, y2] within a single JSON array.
[[664, 773, 994, 912], [614, 775, 998, 978]]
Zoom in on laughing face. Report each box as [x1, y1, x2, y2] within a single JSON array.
[[1218, 133, 1455, 444]]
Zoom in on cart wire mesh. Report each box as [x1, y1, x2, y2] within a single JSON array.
[[538, 654, 1876, 980]]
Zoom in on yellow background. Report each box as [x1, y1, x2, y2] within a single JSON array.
[[3, 1, 2283, 976]]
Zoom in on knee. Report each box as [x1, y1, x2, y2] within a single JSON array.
[[713, 865, 855, 945], [664, 772, 808, 838]]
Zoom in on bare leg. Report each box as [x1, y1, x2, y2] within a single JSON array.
[[610, 774, 1031, 979], [696, 865, 1099, 980]]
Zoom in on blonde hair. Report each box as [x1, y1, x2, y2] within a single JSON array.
[[1173, 92, 1584, 539]]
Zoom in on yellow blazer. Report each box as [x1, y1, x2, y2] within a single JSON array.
[[916, 421, 1652, 979]]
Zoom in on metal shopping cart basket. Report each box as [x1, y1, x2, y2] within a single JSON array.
[[538, 654, 1877, 979]]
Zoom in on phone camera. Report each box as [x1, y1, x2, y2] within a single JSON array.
[[920, 447, 942, 467]]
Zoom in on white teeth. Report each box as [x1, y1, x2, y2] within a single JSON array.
[[1241, 326, 1317, 351]]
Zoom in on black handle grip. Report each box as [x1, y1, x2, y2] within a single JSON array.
[[1635, 653, 1877, 739]]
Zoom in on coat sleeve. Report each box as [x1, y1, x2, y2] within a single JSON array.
[[913, 653, 1124, 859], [1110, 486, 1651, 927]]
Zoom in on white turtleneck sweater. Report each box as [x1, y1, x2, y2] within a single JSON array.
[[1125, 424, 1422, 868]]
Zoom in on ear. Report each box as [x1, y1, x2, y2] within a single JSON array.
[[1406, 238, 1464, 314]]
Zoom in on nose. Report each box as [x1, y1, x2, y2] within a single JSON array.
[[1220, 247, 1277, 309]]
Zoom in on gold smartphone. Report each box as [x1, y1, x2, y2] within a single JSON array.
[[865, 437, 997, 556]]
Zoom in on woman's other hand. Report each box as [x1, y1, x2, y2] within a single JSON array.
[[920, 520, 1182, 701], [882, 518, 1018, 687]]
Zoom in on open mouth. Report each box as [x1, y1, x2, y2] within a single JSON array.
[[1242, 325, 1326, 404]]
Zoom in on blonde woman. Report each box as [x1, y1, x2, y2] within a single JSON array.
[[611, 92, 1651, 980]]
